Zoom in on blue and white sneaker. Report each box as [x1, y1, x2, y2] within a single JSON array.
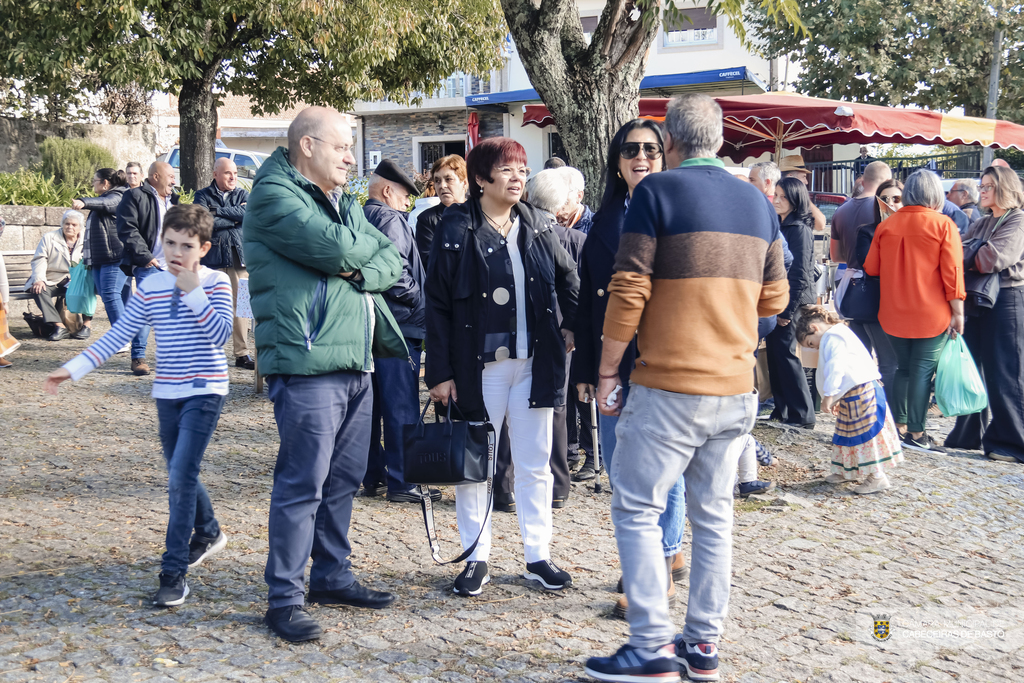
[[673, 637, 719, 681], [584, 642, 680, 682]]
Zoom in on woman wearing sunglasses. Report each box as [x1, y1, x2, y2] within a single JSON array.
[[570, 119, 688, 617], [946, 166, 1024, 463]]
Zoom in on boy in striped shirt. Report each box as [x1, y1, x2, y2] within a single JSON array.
[[46, 204, 234, 607]]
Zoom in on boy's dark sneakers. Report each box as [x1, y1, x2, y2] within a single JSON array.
[[673, 637, 720, 681], [524, 560, 572, 590], [737, 480, 775, 498], [584, 642, 680, 682], [902, 432, 946, 454], [152, 572, 189, 607], [453, 561, 489, 596], [264, 605, 322, 642], [188, 531, 227, 568]]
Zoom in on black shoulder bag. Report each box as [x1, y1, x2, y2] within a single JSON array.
[[402, 400, 494, 564]]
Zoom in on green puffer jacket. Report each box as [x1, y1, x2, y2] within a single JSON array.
[[243, 147, 408, 376]]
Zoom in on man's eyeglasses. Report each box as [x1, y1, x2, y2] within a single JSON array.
[[980, 184, 996, 193], [309, 136, 353, 155], [620, 143, 663, 160]]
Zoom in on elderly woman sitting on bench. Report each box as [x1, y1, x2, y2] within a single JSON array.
[[25, 209, 90, 341]]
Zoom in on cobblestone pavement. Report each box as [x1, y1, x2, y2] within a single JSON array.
[[1, 312, 1022, 683]]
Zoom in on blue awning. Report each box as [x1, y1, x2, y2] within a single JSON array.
[[465, 66, 766, 108]]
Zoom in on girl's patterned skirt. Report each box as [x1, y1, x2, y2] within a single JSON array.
[[832, 380, 903, 479]]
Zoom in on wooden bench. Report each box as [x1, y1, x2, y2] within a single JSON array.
[[2, 251, 35, 301]]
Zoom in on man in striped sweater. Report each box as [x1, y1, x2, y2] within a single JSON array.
[[45, 204, 234, 609], [585, 95, 789, 682]]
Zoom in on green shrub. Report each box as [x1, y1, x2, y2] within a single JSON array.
[[0, 170, 91, 206], [39, 138, 118, 188]]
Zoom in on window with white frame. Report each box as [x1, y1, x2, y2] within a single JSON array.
[[663, 7, 717, 47], [581, 16, 599, 44]]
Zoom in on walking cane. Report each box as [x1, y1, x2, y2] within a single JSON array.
[[590, 397, 602, 493]]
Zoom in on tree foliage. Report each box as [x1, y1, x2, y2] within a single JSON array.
[[747, 0, 1024, 121], [0, 0, 508, 187], [499, 0, 803, 205]]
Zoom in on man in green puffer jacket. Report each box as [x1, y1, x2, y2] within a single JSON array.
[[243, 107, 409, 643]]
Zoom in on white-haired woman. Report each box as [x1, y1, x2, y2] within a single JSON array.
[[864, 170, 965, 454], [25, 209, 90, 341]]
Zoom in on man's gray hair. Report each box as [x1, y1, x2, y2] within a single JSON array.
[[902, 170, 945, 210], [750, 161, 780, 186], [664, 93, 723, 158], [956, 178, 980, 204], [62, 209, 85, 226], [526, 169, 572, 215], [560, 166, 585, 193]]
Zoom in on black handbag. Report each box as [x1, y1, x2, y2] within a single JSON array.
[[402, 400, 495, 564], [838, 273, 881, 322], [962, 237, 1001, 316]]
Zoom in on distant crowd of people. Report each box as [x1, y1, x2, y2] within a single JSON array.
[[6, 91, 1021, 683]]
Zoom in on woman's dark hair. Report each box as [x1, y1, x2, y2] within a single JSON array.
[[466, 137, 527, 199], [872, 179, 904, 225], [96, 167, 128, 188], [793, 304, 843, 345], [776, 176, 812, 222], [599, 119, 665, 214]]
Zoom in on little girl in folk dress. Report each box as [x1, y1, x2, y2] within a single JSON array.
[[795, 305, 903, 494]]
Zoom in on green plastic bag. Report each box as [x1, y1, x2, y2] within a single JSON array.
[[935, 335, 988, 417], [66, 261, 96, 317]]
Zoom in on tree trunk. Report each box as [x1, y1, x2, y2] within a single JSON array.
[[177, 77, 218, 193], [501, 1, 658, 209]]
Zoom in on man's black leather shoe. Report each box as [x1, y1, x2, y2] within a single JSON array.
[[494, 493, 516, 513], [307, 581, 396, 609], [264, 605, 322, 642], [235, 355, 256, 370], [386, 488, 441, 503]]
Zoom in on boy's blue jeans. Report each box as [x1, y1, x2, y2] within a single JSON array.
[[156, 394, 226, 576]]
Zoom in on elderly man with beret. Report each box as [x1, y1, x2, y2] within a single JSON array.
[[360, 160, 441, 504]]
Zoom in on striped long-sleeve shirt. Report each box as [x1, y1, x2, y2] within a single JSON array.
[[64, 268, 234, 398]]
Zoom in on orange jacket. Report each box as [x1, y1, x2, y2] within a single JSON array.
[[863, 205, 965, 339]]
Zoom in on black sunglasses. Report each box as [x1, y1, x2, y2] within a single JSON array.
[[620, 142, 663, 160]]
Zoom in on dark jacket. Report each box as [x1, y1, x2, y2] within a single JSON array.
[[363, 198, 425, 339], [416, 202, 448, 270], [194, 182, 249, 269], [117, 181, 179, 273], [551, 217, 585, 326], [942, 199, 970, 236], [570, 205, 594, 234], [780, 210, 816, 319], [79, 186, 127, 267], [424, 198, 580, 421], [569, 196, 637, 387], [960, 202, 983, 226]]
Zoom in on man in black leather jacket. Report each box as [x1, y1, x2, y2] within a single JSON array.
[[195, 158, 253, 369]]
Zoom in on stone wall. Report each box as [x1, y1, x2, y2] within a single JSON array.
[[0, 206, 84, 253], [362, 110, 504, 173], [0, 117, 161, 173]]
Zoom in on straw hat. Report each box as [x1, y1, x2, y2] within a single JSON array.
[[779, 154, 811, 176]]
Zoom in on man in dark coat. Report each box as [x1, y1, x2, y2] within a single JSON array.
[[117, 160, 179, 376], [361, 160, 439, 504], [195, 158, 253, 369]]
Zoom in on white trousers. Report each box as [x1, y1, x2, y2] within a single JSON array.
[[456, 357, 554, 563], [737, 434, 758, 484]]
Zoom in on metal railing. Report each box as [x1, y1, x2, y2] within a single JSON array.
[[805, 150, 984, 196]]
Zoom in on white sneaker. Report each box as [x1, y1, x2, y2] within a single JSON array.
[[853, 473, 891, 495], [117, 343, 130, 354]]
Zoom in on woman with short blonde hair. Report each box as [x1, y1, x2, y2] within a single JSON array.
[[946, 165, 1024, 462]]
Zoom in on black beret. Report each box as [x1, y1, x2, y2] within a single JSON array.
[[373, 159, 418, 196]]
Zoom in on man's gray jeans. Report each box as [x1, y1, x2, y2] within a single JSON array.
[[611, 384, 756, 648]]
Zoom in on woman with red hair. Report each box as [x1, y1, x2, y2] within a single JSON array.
[[425, 137, 580, 597]]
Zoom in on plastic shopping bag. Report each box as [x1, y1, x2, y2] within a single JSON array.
[[65, 261, 96, 317], [934, 335, 988, 417]]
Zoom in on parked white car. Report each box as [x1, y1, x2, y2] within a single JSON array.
[[160, 146, 270, 188]]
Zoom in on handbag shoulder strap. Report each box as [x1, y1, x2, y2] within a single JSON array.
[[417, 420, 494, 565]]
